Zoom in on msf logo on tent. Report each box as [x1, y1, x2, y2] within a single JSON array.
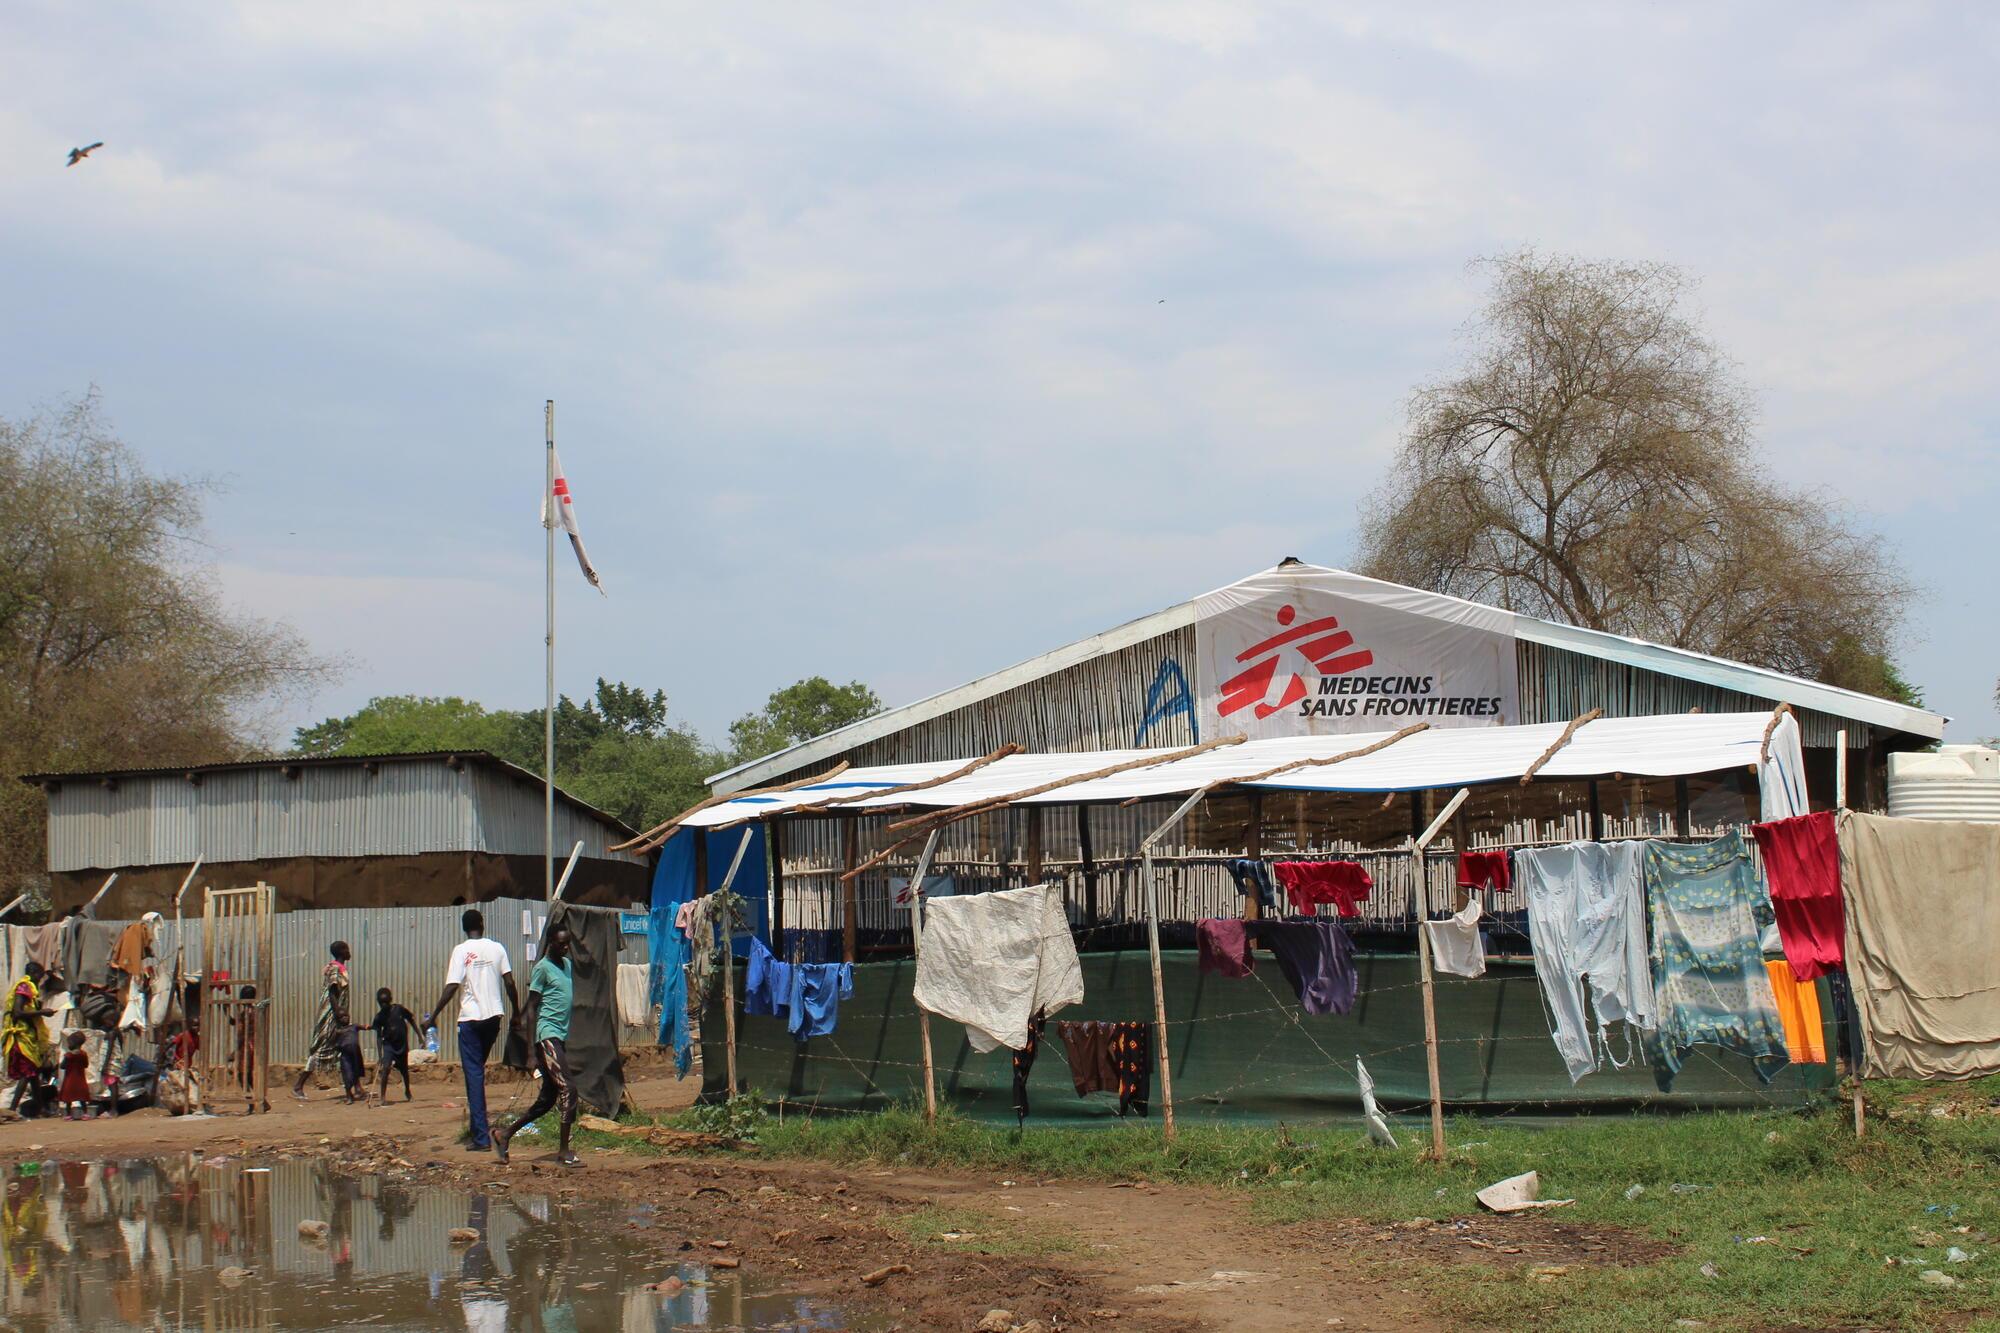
[[1218, 604, 1375, 720]]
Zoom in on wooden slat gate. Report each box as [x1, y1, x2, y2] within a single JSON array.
[[201, 883, 274, 1114]]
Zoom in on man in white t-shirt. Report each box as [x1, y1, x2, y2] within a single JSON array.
[[425, 908, 521, 1151]]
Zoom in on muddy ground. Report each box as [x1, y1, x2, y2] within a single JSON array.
[[0, 1064, 1665, 1331]]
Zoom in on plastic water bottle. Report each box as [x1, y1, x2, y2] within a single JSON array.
[[424, 1026, 439, 1056]]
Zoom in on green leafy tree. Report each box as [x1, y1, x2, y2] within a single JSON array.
[[728, 677, 882, 764], [1, 391, 336, 896], [1356, 251, 1915, 700], [292, 678, 722, 831]]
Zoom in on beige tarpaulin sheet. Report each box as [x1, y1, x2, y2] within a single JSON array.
[[1839, 811, 2000, 1079]]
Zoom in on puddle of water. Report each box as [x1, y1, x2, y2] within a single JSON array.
[[0, 1155, 867, 1330]]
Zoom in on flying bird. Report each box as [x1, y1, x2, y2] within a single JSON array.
[[66, 142, 103, 167]]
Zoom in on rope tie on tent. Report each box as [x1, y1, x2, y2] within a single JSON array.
[[1116, 721, 1432, 807], [754, 744, 1025, 824], [613, 761, 854, 853], [1517, 708, 1602, 785]]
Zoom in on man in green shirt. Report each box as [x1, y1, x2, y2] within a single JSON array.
[[493, 926, 581, 1167]]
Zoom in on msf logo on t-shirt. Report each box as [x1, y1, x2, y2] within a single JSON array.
[[1217, 603, 1375, 720]]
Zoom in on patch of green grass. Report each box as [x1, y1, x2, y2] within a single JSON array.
[[892, 1204, 1080, 1259], [702, 1097, 1997, 1330]]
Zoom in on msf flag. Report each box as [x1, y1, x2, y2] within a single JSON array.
[[543, 450, 605, 594]]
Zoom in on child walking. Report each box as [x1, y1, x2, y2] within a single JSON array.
[[57, 1031, 91, 1120], [369, 988, 421, 1103]]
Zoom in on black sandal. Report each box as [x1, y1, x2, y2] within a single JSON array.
[[557, 1151, 582, 1168]]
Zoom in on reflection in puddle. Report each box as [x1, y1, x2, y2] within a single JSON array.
[[0, 1155, 862, 1330]]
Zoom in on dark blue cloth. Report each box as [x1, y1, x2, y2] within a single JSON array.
[[648, 830, 696, 1074], [1227, 859, 1280, 910], [457, 1016, 502, 1147], [744, 937, 791, 1017], [744, 937, 852, 1040], [786, 958, 854, 1039], [1255, 919, 1358, 1016]]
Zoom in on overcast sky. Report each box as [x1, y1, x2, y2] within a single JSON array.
[[4, 4, 1995, 748]]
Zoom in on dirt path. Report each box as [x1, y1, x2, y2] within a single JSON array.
[[0, 1072, 1465, 1330]]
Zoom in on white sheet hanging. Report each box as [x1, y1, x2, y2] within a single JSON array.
[[912, 884, 1084, 1053], [1423, 899, 1487, 979]]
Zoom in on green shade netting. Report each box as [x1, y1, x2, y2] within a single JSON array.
[[701, 950, 1838, 1125]]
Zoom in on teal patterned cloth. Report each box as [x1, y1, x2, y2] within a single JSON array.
[[1643, 831, 1789, 1091]]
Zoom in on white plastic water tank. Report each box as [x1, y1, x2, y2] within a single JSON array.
[[1887, 745, 2000, 822]]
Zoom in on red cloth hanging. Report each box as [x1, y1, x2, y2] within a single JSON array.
[[1196, 918, 1255, 978], [1271, 861, 1373, 917], [1751, 810, 1844, 981], [1456, 848, 1511, 892]]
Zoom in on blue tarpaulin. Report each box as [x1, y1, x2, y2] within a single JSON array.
[[648, 826, 768, 1076]]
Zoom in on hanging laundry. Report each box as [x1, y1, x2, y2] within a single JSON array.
[[1225, 859, 1280, 910], [743, 935, 791, 1017], [1196, 918, 1255, 979], [614, 963, 652, 1028], [1643, 831, 1789, 1091], [1423, 899, 1487, 979], [1054, 1020, 1152, 1116], [1838, 811, 2000, 1079], [1517, 841, 1657, 1083], [1457, 848, 1511, 892], [1272, 861, 1373, 917], [913, 884, 1083, 1053], [1750, 811, 1844, 981], [743, 937, 853, 1039], [1256, 919, 1359, 1016], [783, 956, 855, 1040], [1011, 1012, 1047, 1122], [1763, 960, 1827, 1064]]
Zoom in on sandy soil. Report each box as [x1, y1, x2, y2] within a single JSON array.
[[0, 1066, 1654, 1331]]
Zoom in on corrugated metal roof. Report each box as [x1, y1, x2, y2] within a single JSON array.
[[40, 754, 647, 873], [20, 750, 640, 841], [710, 561, 1946, 792]]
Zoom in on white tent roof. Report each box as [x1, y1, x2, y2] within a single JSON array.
[[683, 710, 1787, 828], [711, 562, 1944, 794]]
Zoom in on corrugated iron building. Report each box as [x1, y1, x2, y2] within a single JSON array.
[[697, 562, 1946, 947], [22, 752, 652, 916]]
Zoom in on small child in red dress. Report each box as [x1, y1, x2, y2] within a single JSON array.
[[57, 1031, 91, 1120]]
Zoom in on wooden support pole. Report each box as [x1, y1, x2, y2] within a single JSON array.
[[884, 735, 1247, 836], [1413, 789, 1469, 1161], [906, 829, 945, 1122], [1078, 809, 1100, 926], [1243, 792, 1264, 922], [770, 821, 786, 957], [551, 842, 584, 901], [1025, 806, 1044, 886], [714, 832, 754, 1099], [1417, 918, 1445, 1160], [1519, 708, 1602, 785], [1836, 727, 1864, 1139], [613, 761, 854, 852], [1139, 788, 1205, 1142], [841, 821, 859, 963]]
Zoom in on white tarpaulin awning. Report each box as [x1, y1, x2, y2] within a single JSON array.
[[682, 711, 1798, 828]]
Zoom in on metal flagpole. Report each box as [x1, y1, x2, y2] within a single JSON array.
[[544, 400, 557, 900]]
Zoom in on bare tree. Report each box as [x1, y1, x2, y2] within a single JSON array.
[[1357, 252, 1912, 700], [0, 391, 340, 895]]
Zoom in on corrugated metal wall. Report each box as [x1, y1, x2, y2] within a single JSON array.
[[44, 759, 645, 874], [6, 898, 653, 1064], [755, 625, 1867, 786]]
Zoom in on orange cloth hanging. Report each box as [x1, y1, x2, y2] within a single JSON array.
[[1764, 959, 1827, 1064]]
